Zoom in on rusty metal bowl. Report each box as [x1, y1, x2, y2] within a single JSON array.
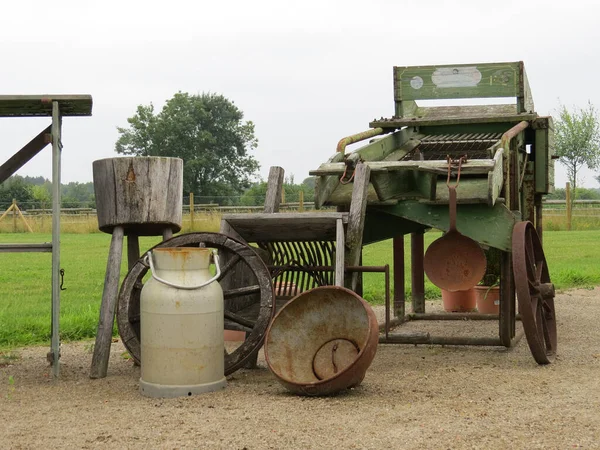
[[264, 286, 379, 396]]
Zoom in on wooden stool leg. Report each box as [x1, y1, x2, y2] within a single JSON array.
[[162, 228, 173, 241], [127, 234, 140, 271], [90, 226, 125, 379]]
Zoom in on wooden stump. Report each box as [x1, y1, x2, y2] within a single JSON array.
[[93, 157, 183, 236]]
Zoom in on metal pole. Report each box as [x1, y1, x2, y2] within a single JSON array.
[[51, 101, 62, 377]]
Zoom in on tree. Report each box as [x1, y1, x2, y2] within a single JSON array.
[[0, 176, 34, 210], [555, 102, 600, 195], [115, 92, 260, 197]]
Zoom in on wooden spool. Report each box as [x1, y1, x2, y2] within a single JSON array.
[[92, 157, 183, 236]]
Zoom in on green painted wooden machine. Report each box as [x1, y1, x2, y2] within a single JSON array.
[[310, 61, 557, 364]]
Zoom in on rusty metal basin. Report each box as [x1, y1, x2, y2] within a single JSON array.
[[264, 286, 379, 396]]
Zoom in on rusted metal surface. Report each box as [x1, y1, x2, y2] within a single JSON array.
[[399, 133, 502, 162], [501, 120, 529, 148], [424, 157, 486, 291], [336, 128, 385, 153], [264, 286, 379, 396], [512, 221, 557, 364]]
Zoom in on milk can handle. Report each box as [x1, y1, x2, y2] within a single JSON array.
[[144, 251, 221, 290]]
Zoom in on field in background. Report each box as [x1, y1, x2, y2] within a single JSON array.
[[1, 201, 600, 234], [1, 228, 599, 350]]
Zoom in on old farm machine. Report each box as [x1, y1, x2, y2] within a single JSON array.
[[116, 61, 556, 377], [308, 61, 556, 364]]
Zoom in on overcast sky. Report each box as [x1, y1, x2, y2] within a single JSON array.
[[1, 0, 599, 190]]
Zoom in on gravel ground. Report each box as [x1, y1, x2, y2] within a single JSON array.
[[1, 287, 600, 449]]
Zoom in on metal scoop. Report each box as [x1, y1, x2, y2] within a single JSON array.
[[424, 156, 487, 292]]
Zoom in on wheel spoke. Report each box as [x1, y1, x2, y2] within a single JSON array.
[[541, 312, 553, 353], [224, 285, 261, 299], [535, 259, 544, 283], [217, 253, 242, 282], [224, 310, 256, 330]]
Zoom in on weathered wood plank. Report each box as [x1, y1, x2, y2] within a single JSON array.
[[394, 62, 522, 101], [431, 178, 490, 204], [371, 106, 535, 128], [90, 226, 124, 379], [310, 159, 496, 176], [488, 147, 504, 205], [315, 152, 344, 208], [371, 200, 516, 252], [0, 125, 51, 183], [0, 95, 93, 117], [264, 166, 285, 213], [335, 219, 345, 287], [222, 213, 349, 242], [344, 163, 370, 291]]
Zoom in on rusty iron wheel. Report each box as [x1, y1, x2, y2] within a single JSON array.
[[512, 221, 557, 364], [117, 232, 275, 376]]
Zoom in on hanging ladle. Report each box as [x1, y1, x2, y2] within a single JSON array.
[[424, 156, 487, 292]]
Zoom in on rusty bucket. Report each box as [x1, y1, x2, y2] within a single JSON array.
[[264, 286, 379, 396]]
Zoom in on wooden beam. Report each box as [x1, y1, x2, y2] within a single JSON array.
[[0, 95, 93, 117], [344, 163, 370, 291], [310, 159, 496, 176], [264, 166, 285, 213], [90, 226, 124, 379], [335, 218, 345, 287], [0, 125, 51, 184]]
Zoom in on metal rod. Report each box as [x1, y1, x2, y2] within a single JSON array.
[[407, 313, 502, 321], [336, 128, 385, 154], [380, 334, 503, 347], [51, 101, 62, 378]]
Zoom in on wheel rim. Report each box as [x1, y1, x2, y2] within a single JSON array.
[[512, 221, 557, 364], [117, 232, 275, 375]]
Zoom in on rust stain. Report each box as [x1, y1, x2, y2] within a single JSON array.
[[126, 163, 136, 182]]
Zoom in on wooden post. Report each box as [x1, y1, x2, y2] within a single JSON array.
[[90, 226, 124, 379], [335, 218, 345, 287], [411, 231, 425, 313], [393, 235, 405, 319], [264, 166, 285, 213], [566, 182, 572, 231], [299, 190, 304, 212], [190, 192, 195, 231], [499, 250, 516, 347], [12, 199, 17, 232], [15, 202, 33, 233], [127, 235, 140, 271], [0, 202, 15, 222], [281, 187, 286, 205], [344, 163, 370, 291]]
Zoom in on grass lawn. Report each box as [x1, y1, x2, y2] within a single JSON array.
[[0, 230, 599, 350]]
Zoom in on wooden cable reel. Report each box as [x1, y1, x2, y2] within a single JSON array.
[[117, 232, 275, 376]]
